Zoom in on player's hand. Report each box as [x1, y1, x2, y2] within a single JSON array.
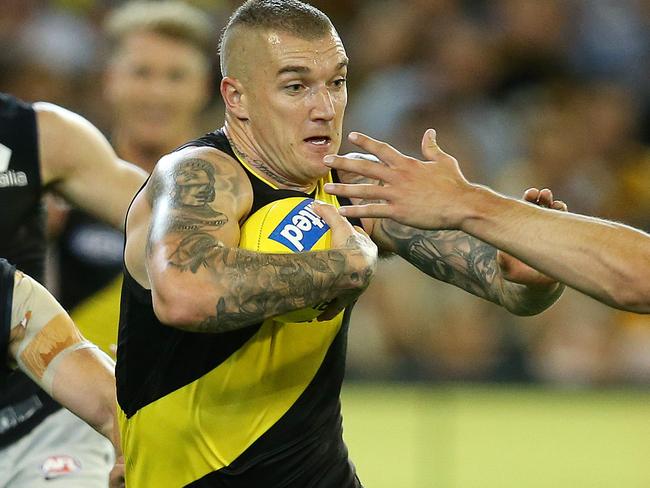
[[312, 201, 377, 320], [323, 129, 472, 229], [109, 455, 125, 488], [497, 188, 567, 289]]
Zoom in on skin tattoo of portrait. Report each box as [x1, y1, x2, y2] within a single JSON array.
[[379, 218, 500, 302], [170, 159, 228, 231], [164, 159, 230, 272]]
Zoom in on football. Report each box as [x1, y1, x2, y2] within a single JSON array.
[[239, 197, 332, 323]]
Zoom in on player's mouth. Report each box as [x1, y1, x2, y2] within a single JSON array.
[[304, 136, 331, 147]]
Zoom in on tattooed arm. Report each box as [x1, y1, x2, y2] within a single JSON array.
[[139, 148, 376, 333], [328, 146, 562, 316], [371, 219, 562, 315]]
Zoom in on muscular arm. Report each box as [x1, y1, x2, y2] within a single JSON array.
[[333, 156, 561, 316], [460, 186, 650, 313], [7, 270, 118, 447], [372, 218, 562, 316], [325, 131, 647, 314], [144, 151, 374, 333], [36, 102, 147, 230]]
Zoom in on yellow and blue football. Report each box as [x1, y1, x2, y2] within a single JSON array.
[[239, 197, 332, 323]]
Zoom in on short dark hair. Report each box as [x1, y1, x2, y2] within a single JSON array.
[[219, 0, 333, 74]]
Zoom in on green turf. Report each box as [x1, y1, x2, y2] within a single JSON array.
[[341, 384, 650, 488]]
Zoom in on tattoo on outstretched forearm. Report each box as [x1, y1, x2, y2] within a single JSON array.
[[380, 219, 500, 301], [379, 220, 559, 314]]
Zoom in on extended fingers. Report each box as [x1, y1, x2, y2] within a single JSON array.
[[537, 188, 554, 207], [523, 187, 567, 211], [336, 203, 392, 219], [420, 128, 447, 161], [323, 154, 391, 181], [552, 200, 568, 212], [348, 132, 405, 168], [324, 182, 390, 201], [523, 187, 540, 203]]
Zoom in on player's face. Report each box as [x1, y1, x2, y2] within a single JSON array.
[[243, 29, 348, 184], [105, 31, 209, 148]]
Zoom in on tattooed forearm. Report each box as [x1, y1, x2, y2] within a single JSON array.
[[150, 154, 375, 332], [381, 218, 502, 302], [185, 245, 361, 333], [377, 219, 559, 314]]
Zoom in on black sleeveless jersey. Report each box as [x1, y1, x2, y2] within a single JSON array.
[[0, 93, 60, 448], [0, 259, 16, 377], [0, 93, 45, 279], [116, 129, 363, 487]]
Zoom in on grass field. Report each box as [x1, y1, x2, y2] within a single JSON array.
[[341, 384, 650, 488]]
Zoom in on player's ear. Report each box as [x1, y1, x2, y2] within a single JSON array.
[[221, 77, 249, 120]]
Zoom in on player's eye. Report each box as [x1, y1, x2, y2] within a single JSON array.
[[285, 83, 304, 94]]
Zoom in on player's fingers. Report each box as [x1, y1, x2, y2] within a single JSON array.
[[348, 132, 405, 168], [311, 200, 353, 232], [552, 200, 568, 212], [337, 203, 392, 219], [537, 188, 554, 207], [523, 187, 540, 202], [324, 183, 390, 201], [323, 154, 391, 181], [420, 128, 446, 161]]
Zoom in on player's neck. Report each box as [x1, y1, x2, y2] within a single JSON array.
[[223, 120, 315, 193]]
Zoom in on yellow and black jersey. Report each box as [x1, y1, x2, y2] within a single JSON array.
[[116, 130, 363, 487]]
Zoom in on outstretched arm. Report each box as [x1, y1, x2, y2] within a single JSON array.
[[460, 186, 650, 313], [324, 130, 650, 313], [141, 149, 376, 332], [324, 131, 564, 316], [369, 209, 563, 316], [36, 102, 147, 231]]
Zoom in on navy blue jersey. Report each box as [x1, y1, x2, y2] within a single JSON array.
[[0, 93, 60, 447]]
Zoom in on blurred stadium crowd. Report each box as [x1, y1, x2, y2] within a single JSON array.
[[2, 0, 649, 386]]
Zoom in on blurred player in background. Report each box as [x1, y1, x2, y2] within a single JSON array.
[[53, 0, 215, 355], [323, 130, 650, 314], [116, 1, 563, 486], [0, 259, 122, 485], [0, 92, 145, 486]]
